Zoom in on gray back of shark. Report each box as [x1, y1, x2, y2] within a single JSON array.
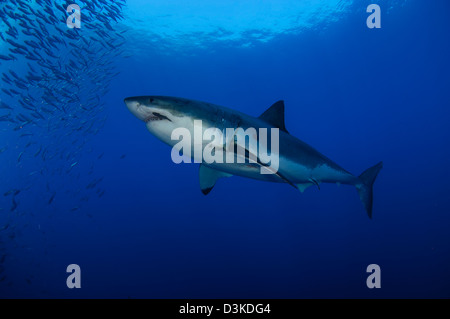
[[124, 96, 383, 218]]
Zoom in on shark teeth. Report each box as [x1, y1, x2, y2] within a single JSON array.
[[145, 112, 172, 123], [144, 115, 160, 122]]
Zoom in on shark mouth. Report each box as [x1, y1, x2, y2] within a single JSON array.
[[144, 112, 172, 123]]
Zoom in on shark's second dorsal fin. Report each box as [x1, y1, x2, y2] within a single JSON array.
[[199, 164, 232, 195], [258, 100, 288, 133]]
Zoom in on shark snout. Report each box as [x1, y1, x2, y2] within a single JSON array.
[[124, 97, 148, 121]]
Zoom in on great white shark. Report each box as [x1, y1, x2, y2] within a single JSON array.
[[124, 96, 383, 218]]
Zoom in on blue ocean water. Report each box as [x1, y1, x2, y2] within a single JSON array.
[[1, 0, 450, 298]]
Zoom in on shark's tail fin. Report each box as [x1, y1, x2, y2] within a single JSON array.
[[356, 161, 383, 219]]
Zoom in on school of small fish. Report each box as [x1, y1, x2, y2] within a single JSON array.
[[0, 0, 128, 287]]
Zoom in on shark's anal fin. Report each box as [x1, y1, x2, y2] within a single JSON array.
[[199, 164, 232, 195], [258, 100, 289, 133]]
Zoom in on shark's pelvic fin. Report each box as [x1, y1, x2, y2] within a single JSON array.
[[258, 100, 289, 133], [356, 161, 383, 219], [297, 183, 313, 193], [199, 164, 232, 195], [309, 178, 321, 190]]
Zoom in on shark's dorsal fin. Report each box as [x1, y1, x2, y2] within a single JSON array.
[[258, 100, 288, 133], [199, 164, 232, 195]]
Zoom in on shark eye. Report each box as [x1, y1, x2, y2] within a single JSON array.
[[149, 98, 154, 103]]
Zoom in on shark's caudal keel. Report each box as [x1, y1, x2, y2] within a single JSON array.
[[124, 96, 383, 218]]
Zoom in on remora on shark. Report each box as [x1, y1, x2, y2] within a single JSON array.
[[124, 96, 383, 218]]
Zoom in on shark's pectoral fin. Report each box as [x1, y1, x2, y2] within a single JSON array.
[[199, 164, 232, 195]]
